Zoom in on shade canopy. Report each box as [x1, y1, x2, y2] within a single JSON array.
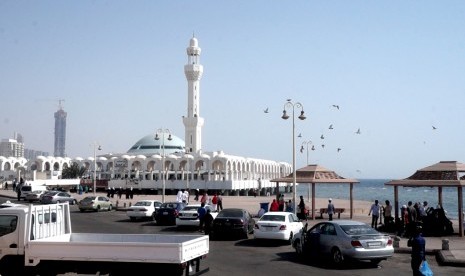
[[385, 161, 465, 237], [271, 164, 359, 220]]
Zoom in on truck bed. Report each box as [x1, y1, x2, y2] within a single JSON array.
[[26, 233, 209, 266]]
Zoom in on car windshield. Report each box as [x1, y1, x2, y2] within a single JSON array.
[[260, 215, 285, 222], [217, 209, 242, 218], [82, 197, 96, 202], [134, 201, 152, 206], [161, 202, 179, 208], [182, 206, 200, 211], [340, 224, 380, 235]]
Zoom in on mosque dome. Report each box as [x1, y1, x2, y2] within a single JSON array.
[[127, 133, 185, 156]]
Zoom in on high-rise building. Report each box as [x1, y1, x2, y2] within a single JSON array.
[[0, 137, 24, 157], [54, 100, 67, 157]]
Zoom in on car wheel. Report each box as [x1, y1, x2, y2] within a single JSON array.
[[79, 209, 84, 212], [108, 204, 113, 211], [370, 259, 382, 265], [294, 239, 303, 255], [130, 217, 136, 221], [287, 232, 294, 245], [331, 248, 344, 265], [96, 205, 101, 212]]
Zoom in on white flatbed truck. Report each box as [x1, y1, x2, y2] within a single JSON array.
[[0, 203, 209, 276]]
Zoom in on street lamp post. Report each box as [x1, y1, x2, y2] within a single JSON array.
[[155, 129, 172, 203], [282, 99, 306, 215], [300, 140, 312, 165], [92, 142, 102, 195]]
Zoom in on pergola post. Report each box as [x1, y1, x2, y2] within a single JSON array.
[[311, 182, 315, 220], [438, 186, 443, 207], [350, 183, 353, 219], [459, 186, 463, 237], [394, 186, 399, 220]]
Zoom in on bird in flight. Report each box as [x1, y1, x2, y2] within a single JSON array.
[[300, 146, 304, 153], [311, 145, 315, 151], [320, 134, 324, 139], [337, 148, 342, 152], [329, 124, 333, 130], [332, 104, 340, 110], [432, 126, 437, 130], [297, 133, 302, 138], [264, 108, 269, 113], [321, 144, 325, 148], [355, 128, 361, 134]]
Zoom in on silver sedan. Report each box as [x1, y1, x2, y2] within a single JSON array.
[[291, 220, 394, 266]]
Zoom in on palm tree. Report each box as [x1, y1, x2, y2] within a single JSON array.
[[62, 163, 86, 179]]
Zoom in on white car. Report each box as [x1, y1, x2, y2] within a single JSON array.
[[176, 204, 217, 227], [127, 200, 163, 221], [253, 211, 303, 243]]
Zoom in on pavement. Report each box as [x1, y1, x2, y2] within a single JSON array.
[[2, 188, 465, 267]]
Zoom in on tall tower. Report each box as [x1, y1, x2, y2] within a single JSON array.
[[54, 99, 67, 157], [183, 36, 204, 153]]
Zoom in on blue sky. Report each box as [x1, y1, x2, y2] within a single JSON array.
[[1, 1, 464, 179]]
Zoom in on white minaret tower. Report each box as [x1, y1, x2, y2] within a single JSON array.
[[183, 36, 204, 153]]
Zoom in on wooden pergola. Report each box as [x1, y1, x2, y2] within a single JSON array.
[[385, 161, 465, 237], [271, 164, 359, 220]]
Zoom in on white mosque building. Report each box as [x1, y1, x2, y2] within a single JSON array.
[[0, 37, 292, 196]]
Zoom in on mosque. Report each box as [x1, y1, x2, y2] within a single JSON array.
[[0, 37, 292, 196]]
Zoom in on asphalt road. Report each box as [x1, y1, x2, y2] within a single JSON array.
[[2, 197, 465, 275]]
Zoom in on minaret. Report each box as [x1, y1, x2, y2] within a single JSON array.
[[183, 36, 204, 153], [54, 99, 67, 157]]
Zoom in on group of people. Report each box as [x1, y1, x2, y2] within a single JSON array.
[[175, 190, 190, 204], [268, 194, 294, 213], [106, 187, 135, 199], [399, 200, 453, 237]]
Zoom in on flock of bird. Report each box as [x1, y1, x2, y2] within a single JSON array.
[[264, 102, 438, 157]]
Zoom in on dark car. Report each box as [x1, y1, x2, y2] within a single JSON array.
[[212, 208, 255, 239], [154, 202, 187, 225]]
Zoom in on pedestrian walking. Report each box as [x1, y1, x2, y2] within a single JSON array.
[[409, 225, 427, 276], [368, 199, 381, 229]]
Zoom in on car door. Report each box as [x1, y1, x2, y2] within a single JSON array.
[[318, 223, 337, 255]]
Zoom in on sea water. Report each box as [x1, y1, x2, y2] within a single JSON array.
[[294, 179, 465, 220]]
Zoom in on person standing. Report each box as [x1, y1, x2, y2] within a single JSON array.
[[211, 193, 218, 212], [409, 225, 426, 276], [197, 202, 207, 232], [270, 199, 279, 212], [368, 200, 381, 229], [217, 193, 223, 211], [203, 209, 214, 236], [384, 200, 393, 230], [407, 201, 418, 238], [286, 199, 294, 213], [278, 194, 285, 211], [327, 198, 335, 221], [298, 196, 306, 220]]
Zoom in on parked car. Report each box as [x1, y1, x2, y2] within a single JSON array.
[[126, 199, 163, 221], [25, 190, 48, 203], [212, 208, 255, 239], [40, 191, 77, 205], [176, 204, 217, 227], [19, 185, 48, 200], [78, 196, 113, 212], [154, 202, 187, 225], [291, 220, 394, 266], [253, 211, 303, 243]]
